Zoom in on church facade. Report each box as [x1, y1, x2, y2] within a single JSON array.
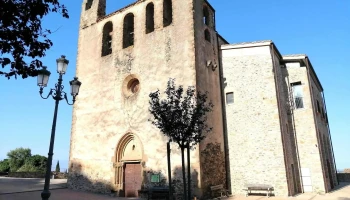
[[68, 0, 337, 198]]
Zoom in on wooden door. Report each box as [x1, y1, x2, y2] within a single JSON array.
[[124, 163, 142, 197]]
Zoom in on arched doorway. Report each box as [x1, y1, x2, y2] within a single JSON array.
[[113, 133, 143, 197]]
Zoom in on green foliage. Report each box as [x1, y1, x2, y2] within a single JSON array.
[[149, 78, 214, 148], [0, 159, 10, 172], [7, 148, 32, 172], [24, 154, 47, 172], [55, 160, 60, 172], [17, 164, 39, 172], [5, 148, 47, 172], [149, 78, 214, 200], [201, 143, 227, 198], [0, 0, 69, 79]]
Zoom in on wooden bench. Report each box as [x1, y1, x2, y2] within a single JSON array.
[[139, 187, 170, 200], [243, 184, 274, 198], [210, 184, 229, 198]]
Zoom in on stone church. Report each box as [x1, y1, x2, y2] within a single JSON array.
[[68, 0, 338, 198]]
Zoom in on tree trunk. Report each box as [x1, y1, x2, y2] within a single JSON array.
[[167, 141, 172, 200], [181, 147, 187, 200], [187, 144, 191, 200]]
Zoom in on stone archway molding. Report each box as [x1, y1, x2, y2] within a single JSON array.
[[111, 132, 144, 193]]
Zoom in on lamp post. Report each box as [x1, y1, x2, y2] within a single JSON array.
[[38, 55, 82, 200]]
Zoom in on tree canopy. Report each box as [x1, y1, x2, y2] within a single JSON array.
[[0, 159, 10, 173], [0, 0, 69, 79], [149, 78, 214, 149], [1, 148, 47, 172], [21, 154, 47, 172], [55, 160, 60, 172], [7, 147, 32, 172], [149, 78, 213, 200]]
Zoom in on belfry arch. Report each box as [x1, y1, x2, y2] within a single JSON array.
[[112, 133, 144, 197]]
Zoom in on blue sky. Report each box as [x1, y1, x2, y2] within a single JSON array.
[[0, 0, 349, 171]]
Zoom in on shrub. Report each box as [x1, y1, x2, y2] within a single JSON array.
[[0, 159, 10, 172]]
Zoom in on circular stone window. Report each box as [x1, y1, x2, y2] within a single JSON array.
[[127, 78, 140, 94], [122, 75, 141, 97]]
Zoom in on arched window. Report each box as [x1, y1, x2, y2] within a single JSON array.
[[163, 0, 172, 27], [203, 6, 210, 26], [85, 0, 93, 10], [146, 3, 155, 33], [204, 29, 210, 42], [101, 21, 113, 56], [123, 13, 135, 48]]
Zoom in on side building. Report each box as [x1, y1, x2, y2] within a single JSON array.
[[221, 41, 338, 196], [283, 54, 338, 192]]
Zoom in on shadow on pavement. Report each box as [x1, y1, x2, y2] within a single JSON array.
[[0, 177, 67, 194], [329, 182, 350, 193], [0, 189, 120, 200]]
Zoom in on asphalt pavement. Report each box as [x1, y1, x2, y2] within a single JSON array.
[[0, 177, 67, 194], [0, 177, 349, 200]]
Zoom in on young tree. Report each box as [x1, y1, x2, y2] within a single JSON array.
[[7, 148, 32, 172], [55, 160, 60, 173], [0, 0, 69, 79], [149, 78, 213, 200]]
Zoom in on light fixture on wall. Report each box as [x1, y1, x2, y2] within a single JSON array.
[[212, 64, 218, 71], [206, 60, 212, 68]]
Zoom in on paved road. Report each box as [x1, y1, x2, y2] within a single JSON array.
[[0, 177, 67, 194], [0, 177, 349, 200], [0, 189, 128, 200]]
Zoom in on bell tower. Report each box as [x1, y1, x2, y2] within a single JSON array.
[[80, 0, 106, 27], [70, 0, 227, 198]]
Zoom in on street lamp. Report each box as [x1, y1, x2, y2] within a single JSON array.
[[39, 55, 82, 200]]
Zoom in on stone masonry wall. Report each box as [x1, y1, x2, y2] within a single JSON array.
[[309, 73, 338, 191], [286, 63, 326, 193], [193, 0, 226, 196], [273, 52, 302, 196], [337, 173, 350, 182], [69, 0, 203, 195], [221, 44, 289, 196]]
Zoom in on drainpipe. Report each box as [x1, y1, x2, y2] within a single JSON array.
[[321, 92, 339, 185], [215, 32, 231, 194]]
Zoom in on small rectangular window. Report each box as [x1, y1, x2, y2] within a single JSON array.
[[226, 92, 233, 104], [316, 100, 321, 113], [85, 0, 93, 10], [291, 82, 304, 109], [322, 109, 326, 119]]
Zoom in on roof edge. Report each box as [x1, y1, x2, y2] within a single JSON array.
[[282, 54, 324, 91], [217, 33, 229, 44], [221, 40, 273, 50]]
